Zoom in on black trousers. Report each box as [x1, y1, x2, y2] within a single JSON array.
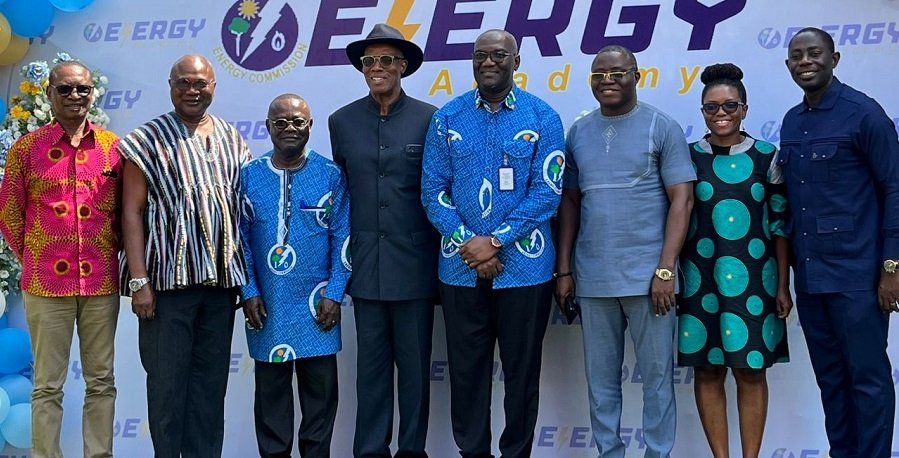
[[439, 280, 553, 458], [352, 298, 434, 458], [138, 285, 236, 458], [254, 355, 339, 458]]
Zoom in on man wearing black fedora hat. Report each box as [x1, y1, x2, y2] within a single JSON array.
[[328, 23, 438, 458]]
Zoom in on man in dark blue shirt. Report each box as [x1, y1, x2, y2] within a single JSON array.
[[779, 27, 899, 457]]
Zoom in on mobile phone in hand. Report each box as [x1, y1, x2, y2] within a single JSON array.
[[564, 296, 581, 324]]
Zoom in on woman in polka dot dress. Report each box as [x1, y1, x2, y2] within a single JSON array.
[[677, 63, 792, 458]]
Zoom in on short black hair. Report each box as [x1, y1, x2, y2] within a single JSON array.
[[700, 63, 747, 104], [49, 61, 91, 85], [789, 27, 835, 52], [596, 45, 637, 68]]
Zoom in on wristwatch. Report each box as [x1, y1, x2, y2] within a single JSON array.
[[490, 235, 503, 248], [884, 259, 899, 274], [654, 268, 674, 281], [128, 277, 150, 293]]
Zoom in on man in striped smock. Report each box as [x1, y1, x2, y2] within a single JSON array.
[[119, 54, 251, 457]]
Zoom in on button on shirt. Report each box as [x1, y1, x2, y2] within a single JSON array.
[[779, 78, 899, 293], [422, 87, 565, 288], [0, 121, 122, 297]]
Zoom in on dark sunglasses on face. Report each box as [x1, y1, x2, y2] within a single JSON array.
[[702, 101, 745, 114], [51, 84, 94, 97], [170, 78, 214, 91], [589, 69, 636, 82], [360, 55, 404, 68], [270, 118, 310, 130], [472, 50, 515, 63]]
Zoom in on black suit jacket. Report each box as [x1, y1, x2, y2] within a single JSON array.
[[328, 92, 439, 301]]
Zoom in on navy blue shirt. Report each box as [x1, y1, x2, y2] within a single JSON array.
[[779, 78, 899, 294]]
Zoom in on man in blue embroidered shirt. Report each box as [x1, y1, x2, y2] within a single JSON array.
[[422, 29, 564, 458], [240, 94, 350, 457], [779, 27, 899, 457]]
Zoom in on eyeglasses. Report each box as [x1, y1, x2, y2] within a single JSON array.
[[270, 118, 310, 130], [472, 50, 515, 64], [360, 55, 404, 68], [701, 101, 746, 114], [50, 84, 94, 97], [169, 78, 214, 91], [589, 69, 636, 82]]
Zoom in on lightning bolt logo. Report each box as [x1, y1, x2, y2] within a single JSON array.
[[386, 0, 421, 40], [242, 0, 288, 63]]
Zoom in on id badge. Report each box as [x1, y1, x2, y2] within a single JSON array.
[[498, 166, 514, 191]]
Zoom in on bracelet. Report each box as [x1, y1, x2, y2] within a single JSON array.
[[553, 271, 573, 278]]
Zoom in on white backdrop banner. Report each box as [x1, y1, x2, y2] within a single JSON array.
[[2, 0, 899, 457]]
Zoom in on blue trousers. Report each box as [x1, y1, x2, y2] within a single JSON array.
[[578, 296, 676, 458], [796, 290, 895, 458]]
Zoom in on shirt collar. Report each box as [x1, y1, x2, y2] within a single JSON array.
[[46, 119, 96, 145], [474, 86, 518, 112], [802, 76, 843, 111], [366, 90, 407, 116]]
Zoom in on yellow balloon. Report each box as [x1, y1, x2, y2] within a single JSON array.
[[0, 34, 29, 66], [0, 14, 11, 57]]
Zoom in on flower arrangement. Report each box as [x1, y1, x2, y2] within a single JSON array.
[[0, 53, 111, 296]]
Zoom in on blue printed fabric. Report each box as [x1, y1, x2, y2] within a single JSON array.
[[422, 87, 565, 288], [239, 150, 351, 361]]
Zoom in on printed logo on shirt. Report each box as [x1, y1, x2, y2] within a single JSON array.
[[299, 192, 333, 228], [308, 281, 328, 318], [441, 235, 459, 258], [516, 228, 546, 259], [543, 150, 565, 195], [479, 178, 493, 219], [341, 236, 352, 271], [513, 129, 540, 143], [268, 344, 296, 363], [447, 129, 463, 142], [215, 0, 308, 83], [438, 191, 456, 209], [266, 244, 296, 275]]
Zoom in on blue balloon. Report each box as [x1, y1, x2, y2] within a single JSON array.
[[0, 375, 29, 405], [0, 387, 9, 424], [50, 0, 93, 12], [0, 0, 54, 38], [0, 403, 30, 449], [0, 426, 5, 452], [0, 98, 6, 125], [0, 312, 8, 329], [0, 329, 30, 374]]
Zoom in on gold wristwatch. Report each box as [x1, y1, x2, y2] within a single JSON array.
[[884, 259, 899, 274], [654, 268, 674, 281]]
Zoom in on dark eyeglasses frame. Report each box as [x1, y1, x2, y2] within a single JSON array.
[[472, 50, 515, 64], [269, 118, 310, 130], [701, 101, 746, 114], [589, 68, 637, 82], [360, 55, 404, 68], [50, 84, 94, 97], [169, 78, 214, 91]]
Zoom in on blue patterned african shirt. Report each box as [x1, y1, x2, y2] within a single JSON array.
[[239, 149, 351, 361], [422, 87, 565, 288]]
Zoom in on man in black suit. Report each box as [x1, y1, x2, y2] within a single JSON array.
[[328, 23, 438, 458]]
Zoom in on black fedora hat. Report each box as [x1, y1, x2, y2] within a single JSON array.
[[346, 23, 424, 77]]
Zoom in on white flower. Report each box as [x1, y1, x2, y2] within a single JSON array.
[[0, 270, 9, 279], [99, 75, 108, 85], [41, 103, 50, 112]]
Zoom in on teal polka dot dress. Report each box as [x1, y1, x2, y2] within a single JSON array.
[[678, 135, 790, 369]]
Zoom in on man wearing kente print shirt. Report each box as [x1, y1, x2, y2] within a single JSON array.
[[421, 29, 564, 458], [0, 60, 122, 458]]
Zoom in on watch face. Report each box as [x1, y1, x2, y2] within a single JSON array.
[[885, 260, 898, 272], [656, 269, 673, 281]]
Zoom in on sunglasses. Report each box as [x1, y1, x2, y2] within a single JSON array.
[[360, 55, 404, 68], [472, 50, 515, 63], [169, 78, 214, 91], [50, 84, 94, 97], [270, 118, 310, 130], [589, 69, 636, 82], [701, 101, 745, 114]]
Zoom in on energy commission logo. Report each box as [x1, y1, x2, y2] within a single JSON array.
[[214, 0, 308, 83]]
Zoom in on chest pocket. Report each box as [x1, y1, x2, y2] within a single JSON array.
[[404, 144, 424, 187], [809, 143, 838, 183], [503, 140, 535, 186]]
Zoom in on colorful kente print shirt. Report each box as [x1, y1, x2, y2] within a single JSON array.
[[118, 112, 250, 293], [422, 87, 565, 288], [239, 150, 350, 361], [0, 121, 122, 297]]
